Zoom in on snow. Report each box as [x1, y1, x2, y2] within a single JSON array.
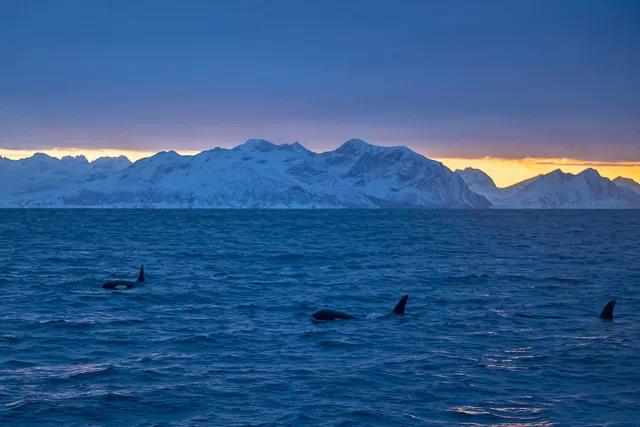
[[614, 177, 640, 195], [90, 156, 132, 171], [456, 167, 640, 209], [483, 169, 640, 208], [0, 140, 489, 208], [454, 168, 505, 203], [2, 141, 638, 209], [324, 142, 488, 208]]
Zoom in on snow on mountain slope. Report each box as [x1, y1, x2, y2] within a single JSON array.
[[4, 142, 637, 209], [0, 140, 489, 208], [0, 154, 135, 205], [494, 169, 640, 208], [455, 168, 506, 203], [500, 174, 544, 198], [323, 140, 490, 208], [614, 177, 640, 195], [90, 156, 132, 171], [94, 141, 375, 208], [0, 154, 91, 194], [455, 166, 640, 208]]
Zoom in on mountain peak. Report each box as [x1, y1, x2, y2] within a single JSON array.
[[614, 176, 639, 185], [92, 155, 130, 162], [538, 169, 567, 183], [459, 167, 488, 176], [91, 155, 132, 171], [235, 139, 276, 152], [578, 168, 601, 179], [141, 150, 182, 164], [455, 168, 497, 189], [344, 138, 371, 147], [23, 153, 59, 169], [282, 141, 312, 154], [613, 176, 640, 195], [61, 155, 89, 165], [30, 152, 54, 160], [335, 139, 373, 154]]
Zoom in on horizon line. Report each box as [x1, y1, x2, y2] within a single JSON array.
[[1, 142, 639, 188]]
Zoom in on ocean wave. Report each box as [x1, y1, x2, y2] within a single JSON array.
[[0, 209, 638, 426], [446, 274, 491, 281], [318, 339, 368, 348]]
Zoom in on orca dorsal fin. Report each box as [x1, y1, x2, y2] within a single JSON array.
[[600, 300, 615, 320], [137, 265, 145, 282], [392, 295, 408, 315]]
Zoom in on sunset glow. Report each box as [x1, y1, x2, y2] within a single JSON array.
[[434, 157, 640, 188], [2, 147, 638, 188]]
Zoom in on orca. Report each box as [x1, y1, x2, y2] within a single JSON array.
[[312, 295, 408, 321], [599, 300, 616, 320], [101, 265, 144, 290], [515, 300, 617, 321]]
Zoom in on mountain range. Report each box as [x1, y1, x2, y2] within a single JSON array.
[[455, 167, 640, 208], [0, 139, 638, 208]]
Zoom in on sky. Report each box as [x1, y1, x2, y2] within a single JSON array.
[[1, 0, 639, 186]]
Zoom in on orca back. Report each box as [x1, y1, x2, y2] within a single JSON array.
[[600, 300, 616, 320], [312, 310, 357, 321], [102, 265, 144, 290], [102, 280, 137, 290], [392, 295, 408, 314]]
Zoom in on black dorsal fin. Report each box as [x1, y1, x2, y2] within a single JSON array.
[[392, 295, 408, 315], [137, 265, 145, 282], [599, 300, 615, 320]]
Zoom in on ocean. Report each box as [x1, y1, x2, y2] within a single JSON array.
[[1, 209, 639, 426]]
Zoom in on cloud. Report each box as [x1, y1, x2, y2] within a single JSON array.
[[530, 159, 640, 167]]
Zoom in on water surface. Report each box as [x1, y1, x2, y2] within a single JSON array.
[[1, 210, 639, 426]]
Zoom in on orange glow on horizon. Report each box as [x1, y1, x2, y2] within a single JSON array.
[[433, 157, 640, 188], [1, 148, 638, 188]]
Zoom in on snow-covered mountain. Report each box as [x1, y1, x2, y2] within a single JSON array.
[[0, 140, 490, 208], [3, 143, 638, 209], [498, 169, 640, 208], [90, 155, 132, 172], [319, 140, 488, 208], [614, 177, 640, 195], [456, 167, 640, 208], [0, 154, 132, 195], [454, 168, 505, 203]]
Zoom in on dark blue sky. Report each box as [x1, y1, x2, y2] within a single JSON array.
[[1, 0, 639, 160]]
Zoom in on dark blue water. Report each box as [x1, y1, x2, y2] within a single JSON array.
[[1, 210, 639, 426]]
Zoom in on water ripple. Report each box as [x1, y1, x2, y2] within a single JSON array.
[[0, 209, 638, 426]]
